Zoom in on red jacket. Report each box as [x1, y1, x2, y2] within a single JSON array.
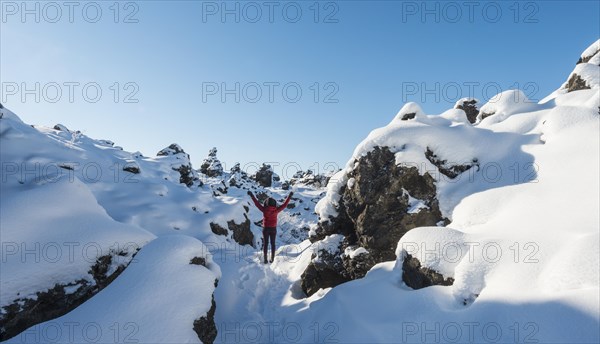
[[251, 194, 292, 228]]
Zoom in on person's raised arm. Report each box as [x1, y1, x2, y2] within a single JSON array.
[[248, 191, 264, 211], [277, 192, 293, 212]]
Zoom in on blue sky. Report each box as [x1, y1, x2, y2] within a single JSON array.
[[1, 0, 599, 178]]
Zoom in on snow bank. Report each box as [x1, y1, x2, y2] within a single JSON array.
[[477, 89, 538, 124], [5, 235, 220, 344], [0, 176, 155, 307], [315, 170, 348, 221]]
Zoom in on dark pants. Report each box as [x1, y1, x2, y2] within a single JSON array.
[[263, 227, 277, 261]]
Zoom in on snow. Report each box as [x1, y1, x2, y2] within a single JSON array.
[[4, 235, 220, 344], [580, 38, 600, 59], [343, 246, 368, 259], [2, 40, 600, 343], [305, 41, 599, 343], [403, 189, 430, 214], [568, 62, 600, 89], [0, 176, 155, 306], [392, 102, 429, 123], [477, 89, 538, 124], [314, 169, 347, 221]]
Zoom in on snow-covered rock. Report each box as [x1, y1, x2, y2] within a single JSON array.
[[4, 235, 221, 344], [199, 147, 224, 178]]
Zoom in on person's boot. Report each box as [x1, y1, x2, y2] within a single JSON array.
[[270, 253, 275, 263], [263, 254, 268, 264]]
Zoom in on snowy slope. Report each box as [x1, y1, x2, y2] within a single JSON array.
[[0, 104, 325, 342], [4, 235, 221, 344]]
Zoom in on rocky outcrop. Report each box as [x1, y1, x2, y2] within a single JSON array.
[[301, 242, 349, 297], [577, 45, 599, 64], [252, 164, 275, 187], [227, 163, 249, 188], [53, 123, 70, 132], [401, 254, 454, 289], [189, 258, 218, 344], [454, 98, 479, 124], [566, 73, 591, 92], [193, 296, 217, 344], [400, 112, 416, 120], [123, 164, 141, 174], [302, 146, 447, 296], [210, 217, 254, 247], [157, 144, 201, 187], [286, 170, 332, 189], [425, 147, 479, 179], [200, 148, 224, 178], [0, 251, 135, 341]]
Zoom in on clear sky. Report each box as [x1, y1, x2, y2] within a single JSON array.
[[1, 0, 599, 179]]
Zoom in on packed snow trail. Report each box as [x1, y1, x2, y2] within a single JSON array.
[[211, 240, 317, 344]]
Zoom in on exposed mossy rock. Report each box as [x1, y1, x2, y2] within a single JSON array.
[[401, 254, 454, 289]]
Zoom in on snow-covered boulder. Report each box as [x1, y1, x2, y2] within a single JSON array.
[[4, 236, 221, 344], [251, 163, 276, 187], [453, 97, 479, 124], [200, 147, 224, 178], [303, 146, 447, 296], [477, 89, 537, 123], [157, 143, 201, 187], [392, 102, 429, 123], [565, 39, 600, 92], [0, 176, 154, 340]]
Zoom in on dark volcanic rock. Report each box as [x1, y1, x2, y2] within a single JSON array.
[[425, 147, 478, 179], [252, 164, 274, 187], [566, 73, 591, 92], [122, 164, 140, 174], [400, 112, 416, 120], [200, 147, 224, 178], [301, 247, 349, 297], [230, 217, 254, 247], [190, 256, 207, 267], [193, 295, 217, 344], [454, 99, 479, 124], [302, 146, 447, 296], [341, 248, 377, 280], [402, 254, 454, 289], [210, 217, 254, 247], [157, 144, 200, 188], [210, 222, 229, 236]]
